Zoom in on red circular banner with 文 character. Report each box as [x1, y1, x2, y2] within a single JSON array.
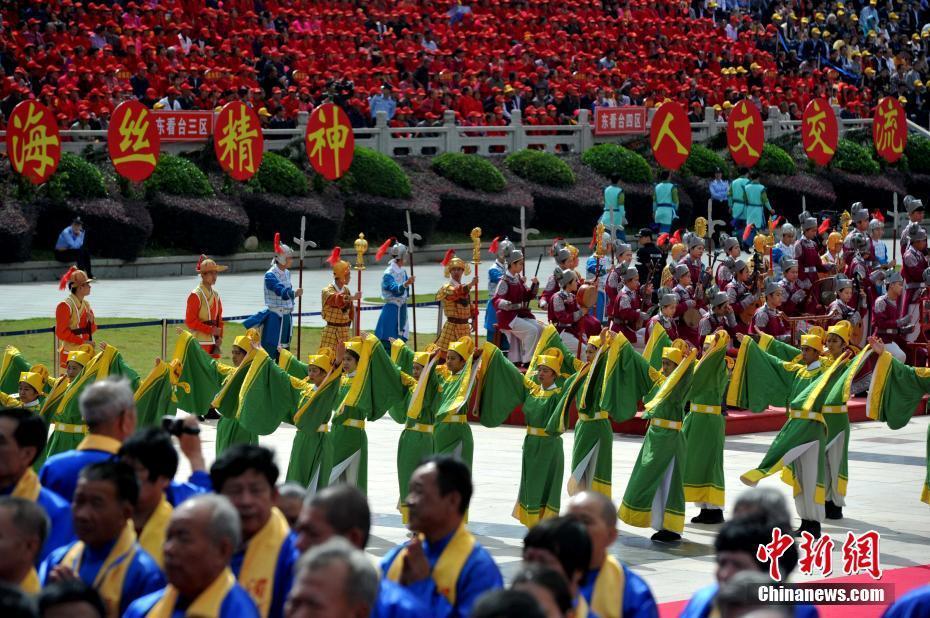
[[801, 98, 838, 167], [214, 101, 264, 181], [108, 100, 160, 182], [873, 97, 907, 164], [650, 102, 691, 171], [726, 100, 764, 168], [6, 100, 61, 185], [306, 103, 355, 181]]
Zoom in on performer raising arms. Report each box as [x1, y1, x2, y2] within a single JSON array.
[[185, 255, 226, 359], [55, 267, 96, 369], [374, 239, 414, 349], [320, 247, 359, 354], [435, 250, 477, 353]]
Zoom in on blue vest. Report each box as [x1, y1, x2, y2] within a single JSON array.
[[264, 266, 294, 313]]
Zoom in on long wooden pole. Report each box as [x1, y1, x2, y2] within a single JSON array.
[[354, 234, 368, 337], [471, 227, 482, 347]]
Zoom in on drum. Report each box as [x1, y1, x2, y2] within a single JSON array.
[[576, 284, 598, 309], [814, 276, 838, 306], [683, 308, 702, 328]]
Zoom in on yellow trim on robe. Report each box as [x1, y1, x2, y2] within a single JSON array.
[[386, 522, 476, 606], [683, 485, 726, 506], [239, 507, 290, 618], [591, 554, 625, 618], [148, 568, 237, 618], [12, 468, 41, 501], [61, 521, 137, 618], [77, 434, 122, 454], [20, 568, 40, 594], [138, 497, 173, 570], [868, 351, 893, 420]]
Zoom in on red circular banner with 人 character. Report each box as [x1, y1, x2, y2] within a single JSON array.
[[214, 101, 263, 181], [108, 101, 160, 182], [306, 103, 355, 180], [6, 100, 61, 185], [650, 102, 691, 171], [873, 97, 907, 164], [801, 98, 838, 167], [726, 100, 764, 168]]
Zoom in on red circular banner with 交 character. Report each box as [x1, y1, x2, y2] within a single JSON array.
[[214, 101, 263, 181], [873, 97, 907, 164], [726, 100, 764, 168], [306, 103, 355, 180], [6, 100, 61, 185], [108, 100, 160, 182], [801, 98, 838, 167], [650, 102, 691, 171]]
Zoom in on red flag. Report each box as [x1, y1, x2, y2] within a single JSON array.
[[326, 247, 342, 265], [58, 265, 77, 291], [872, 209, 885, 222], [375, 237, 395, 261], [671, 228, 683, 244]]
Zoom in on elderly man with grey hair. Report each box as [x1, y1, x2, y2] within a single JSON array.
[[40, 377, 138, 502], [124, 494, 260, 617], [0, 496, 49, 593], [285, 537, 379, 618]]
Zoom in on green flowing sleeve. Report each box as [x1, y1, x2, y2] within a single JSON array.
[[236, 349, 304, 435], [576, 349, 607, 416], [642, 321, 672, 369], [599, 333, 664, 422], [726, 337, 799, 412], [758, 333, 801, 362], [868, 351, 930, 429], [386, 341, 417, 423], [211, 348, 259, 420], [475, 343, 527, 427], [0, 346, 32, 395], [688, 332, 730, 406], [278, 348, 309, 379], [292, 370, 342, 432], [645, 350, 697, 422], [339, 335, 406, 422], [527, 324, 583, 382], [172, 331, 225, 416], [435, 358, 478, 423], [133, 361, 178, 427], [104, 348, 140, 391], [52, 345, 137, 424], [545, 368, 588, 435]]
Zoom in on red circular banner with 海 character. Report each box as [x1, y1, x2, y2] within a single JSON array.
[[726, 100, 764, 168], [6, 100, 61, 185], [650, 102, 691, 171], [873, 96, 907, 164], [213, 101, 263, 181], [108, 100, 160, 182], [306, 103, 355, 181], [801, 98, 838, 167]]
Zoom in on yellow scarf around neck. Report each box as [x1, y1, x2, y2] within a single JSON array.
[[147, 568, 237, 618], [591, 555, 625, 618], [239, 507, 290, 618], [61, 521, 138, 618], [20, 568, 40, 594], [77, 434, 122, 454], [139, 497, 173, 570], [386, 522, 475, 606], [11, 468, 41, 502]]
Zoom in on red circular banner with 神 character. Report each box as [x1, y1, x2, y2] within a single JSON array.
[[6, 100, 61, 185], [726, 100, 764, 168], [214, 101, 263, 181], [306, 103, 355, 181], [650, 102, 691, 171], [873, 96, 907, 164], [108, 101, 160, 182], [801, 98, 838, 167]]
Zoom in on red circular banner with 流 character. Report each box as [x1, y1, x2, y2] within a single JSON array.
[[214, 101, 264, 181], [306, 103, 355, 181], [801, 98, 838, 167], [726, 100, 764, 168], [650, 102, 691, 171], [6, 100, 61, 185], [108, 100, 160, 182], [872, 96, 907, 164]]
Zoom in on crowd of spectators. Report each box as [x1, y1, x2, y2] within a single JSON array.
[[0, 1, 928, 133]]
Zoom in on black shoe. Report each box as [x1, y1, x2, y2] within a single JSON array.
[[793, 519, 822, 539], [650, 529, 682, 543], [206, 409, 221, 420], [825, 500, 843, 520], [691, 508, 725, 524]]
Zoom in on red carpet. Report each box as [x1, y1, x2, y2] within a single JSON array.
[[658, 563, 930, 618]]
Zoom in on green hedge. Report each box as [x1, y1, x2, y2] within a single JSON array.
[[145, 155, 215, 197], [581, 144, 653, 183], [254, 152, 309, 197], [906, 135, 930, 174], [55, 153, 108, 200], [504, 150, 575, 188], [432, 152, 506, 192], [342, 147, 412, 198], [681, 144, 728, 178], [756, 144, 797, 175], [831, 139, 880, 176]]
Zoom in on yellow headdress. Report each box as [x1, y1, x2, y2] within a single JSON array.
[[308, 347, 336, 373], [66, 343, 95, 367], [18, 371, 45, 394], [448, 336, 475, 361], [827, 320, 851, 344], [536, 347, 564, 373], [413, 351, 431, 367], [233, 328, 260, 351], [800, 333, 824, 351], [662, 347, 684, 365]]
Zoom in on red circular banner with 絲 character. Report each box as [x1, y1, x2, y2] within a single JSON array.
[[801, 98, 838, 167], [726, 100, 764, 168], [650, 102, 691, 171], [214, 101, 263, 181], [108, 100, 160, 182], [306, 103, 355, 181], [6, 100, 61, 185], [873, 96, 907, 164]]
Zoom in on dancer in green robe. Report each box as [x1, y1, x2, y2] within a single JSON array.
[[0, 346, 34, 395], [171, 329, 234, 417], [210, 331, 262, 455], [567, 334, 612, 498]]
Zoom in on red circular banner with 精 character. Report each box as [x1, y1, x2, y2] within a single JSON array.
[[873, 97, 907, 164], [108, 101, 160, 182], [214, 101, 263, 181], [306, 103, 355, 181], [6, 100, 61, 185], [650, 102, 691, 171], [801, 98, 838, 167], [726, 100, 764, 168]]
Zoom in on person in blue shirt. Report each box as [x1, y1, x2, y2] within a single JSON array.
[[567, 491, 659, 618], [511, 563, 575, 618], [709, 168, 730, 240], [522, 515, 594, 616], [211, 444, 299, 618], [54, 217, 93, 279], [0, 408, 73, 562], [245, 234, 302, 362], [295, 484, 426, 618], [601, 173, 626, 241], [374, 239, 414, 350], [40, 461, 165, 617], [382, 455, 503, 618], [37, 580, 108, 617], [883, 584, 930, 618], [124, 494, 260, 618], [369, 84, 398, 123]]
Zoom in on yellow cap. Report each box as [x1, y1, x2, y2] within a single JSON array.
[[66, 344, 95, 367], [258, 107, 271, 117], [536, 347, 564, 373], [233, 328, 260, 351], [448, 336, 475, 361], [587, 335, 603, 349], [662, 347, 683, 365], [345, 338, 365, 357], [413, 351, 431, 367], [308, 347, 335, 373], [827, 320, 851, 344], [800, 334, 823, 351], [18, 371, 45, 394], [811, 27, 821, 35]]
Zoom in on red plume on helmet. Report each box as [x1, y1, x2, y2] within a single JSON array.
[[817, 218, 831, 235], [768, 215, 784, 233], [657, 232, 670, 247], [273, 232, 283, 255], [196, 254, 206, 271], [375, 237, 395, 261], [670, 228, 683, 244], [441, 248, 456, 267], [872, 209, 885, 222], [58, 265, 77, 291], [326, 247, 342, 265], [742, 223, 755, 242], [549, 237, 564, 256], [488, 236, 500, 255]]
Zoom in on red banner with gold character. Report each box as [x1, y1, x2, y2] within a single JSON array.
[[108, 101, 160, 182], [801, 98, 838, 167], [650, 102, 691, 171], [726, 100, 764, 168], [214, 101, 263, 181], [6, 100, 61, 185], [306, 103, 355, 181], [872, 97, 907, 164]]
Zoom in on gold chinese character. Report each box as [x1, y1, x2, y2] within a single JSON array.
[[876, 99, 904, 155], [732, 106, 760, 158], [218, 106, 259, 173], [11, 102, 59, 178], [114, 107, 156, 166], [804, 102, 835, 156], [306, 107, 351, 176], [653, 111, 688, 155]]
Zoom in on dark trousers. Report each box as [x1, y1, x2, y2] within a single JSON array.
[[710, 199, 731, 242], [55, 248, 93, 277]]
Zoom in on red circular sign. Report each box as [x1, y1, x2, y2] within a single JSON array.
[[873, 96, 907, 164], [6, 100, 61, 185], [306, 103, 355, 181], [801, 98, 838, 167], [650, 102, 692, 171], [726, 100, 764, 168], [213, 101, 263, 181], [107, 101, 160, 182]]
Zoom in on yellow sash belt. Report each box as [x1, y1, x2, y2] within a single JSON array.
[[650, 418, 682, 431]]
